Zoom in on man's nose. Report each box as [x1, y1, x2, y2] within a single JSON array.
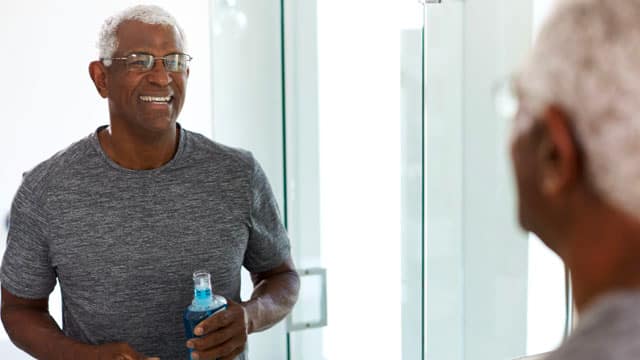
[[147, 58, 172, 86]]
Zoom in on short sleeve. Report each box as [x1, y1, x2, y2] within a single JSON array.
[[1, 180, 56, 299], [243, 157, 291, 273]]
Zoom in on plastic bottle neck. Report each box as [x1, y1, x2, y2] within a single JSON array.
[[192, 271, 215, 310], [193, 285, 215, 309]]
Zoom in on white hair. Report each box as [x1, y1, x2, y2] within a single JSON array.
[[97, 4, 187, 61], [515, 0, 640, 219]]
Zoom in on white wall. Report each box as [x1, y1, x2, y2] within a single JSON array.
[[0, 1, 212, 358], [316, 1, 406, 358]]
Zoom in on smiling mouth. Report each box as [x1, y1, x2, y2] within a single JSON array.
[[139, 95, 173, 104]]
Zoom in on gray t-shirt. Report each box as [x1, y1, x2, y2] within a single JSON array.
[[546, 291, 640, 360], [1, 125, 291, 359]]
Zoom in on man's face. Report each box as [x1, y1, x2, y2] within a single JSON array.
[[105, 20, 188, 134]]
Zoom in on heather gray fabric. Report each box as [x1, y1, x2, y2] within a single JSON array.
[[1, 125, 290, 360], [545, 291, 640, 360]]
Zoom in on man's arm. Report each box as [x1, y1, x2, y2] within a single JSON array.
[[186, 257, 300, 360], [244, 256, 300, 333], [1, 287, 93, 359], [1, 287, 156, 360]]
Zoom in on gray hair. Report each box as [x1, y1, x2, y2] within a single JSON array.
[[97, 4, 187, 63], [515, 0, 640, 219]]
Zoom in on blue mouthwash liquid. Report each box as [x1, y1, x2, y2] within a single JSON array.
[[183, 270, 227, 359]]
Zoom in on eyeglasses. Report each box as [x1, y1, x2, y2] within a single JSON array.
[[101, 53, 192, 73]]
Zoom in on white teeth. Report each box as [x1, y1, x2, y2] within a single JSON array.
[[140, 96, 171, 102]]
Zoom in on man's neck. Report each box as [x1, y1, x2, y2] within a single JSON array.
[[98, 124, 180, 170], [562, 206, 640, 313]]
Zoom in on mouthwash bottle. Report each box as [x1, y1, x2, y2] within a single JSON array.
[[183, 270, 227, 358]]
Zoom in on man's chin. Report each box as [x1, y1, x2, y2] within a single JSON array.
[[137, 116, 177, 133]]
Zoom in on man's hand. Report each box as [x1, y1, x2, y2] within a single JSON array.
[[186, 299, 249, 360], [94, 342, 160, 360]]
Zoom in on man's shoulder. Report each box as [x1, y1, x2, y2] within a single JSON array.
[[546, 332, 640, 360], [546, 292, 640, 360], [184, 129, 254, 169], [21, 134, 94, 192]]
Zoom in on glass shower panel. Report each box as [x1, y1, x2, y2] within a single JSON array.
[[283, 0, 424, 358]]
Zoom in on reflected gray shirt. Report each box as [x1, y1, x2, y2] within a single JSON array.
[[1, 125, 291, 359], [546, 291, 640, 360]]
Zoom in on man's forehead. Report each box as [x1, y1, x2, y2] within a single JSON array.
[[114, 20, 184, 54]]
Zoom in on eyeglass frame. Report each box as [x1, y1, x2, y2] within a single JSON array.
[[100, 52, 193, 73]]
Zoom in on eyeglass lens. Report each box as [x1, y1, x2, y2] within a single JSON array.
[[125, 53, 190, 72]]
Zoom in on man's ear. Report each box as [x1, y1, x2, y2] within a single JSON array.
[[89, 61, 108, 98], [537, 105, 579, 197]]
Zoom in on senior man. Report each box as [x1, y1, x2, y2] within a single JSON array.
[[0, 5, 299, 360], [511, 0, 640, 358]]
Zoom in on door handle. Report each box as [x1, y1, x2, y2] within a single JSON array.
[[287, 267, 327, 332]]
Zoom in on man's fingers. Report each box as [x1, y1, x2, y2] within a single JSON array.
[[129, 352, 159, 360], [187, 299, 249, 360], [188, 324, 236, 350], [192, 337, 245, 360], [129, 348, 158, 360], [119, 355, 141, 360], [220, 345, 245, 360], [194, 311, 228, 335], [195, 306, 236, 335]]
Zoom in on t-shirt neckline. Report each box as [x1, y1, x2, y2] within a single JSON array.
[[89, 123, 187, 175]]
